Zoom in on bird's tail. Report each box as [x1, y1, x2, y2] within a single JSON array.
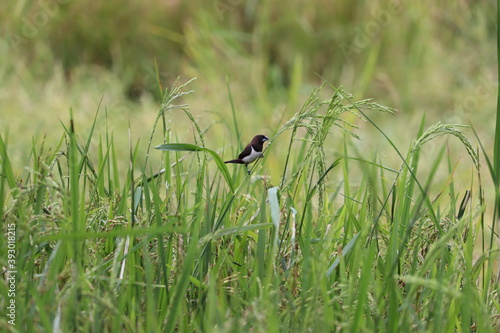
[[224, 159, 244, 164]]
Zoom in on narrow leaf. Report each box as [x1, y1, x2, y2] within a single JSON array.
[[155, 143, 235, 193]]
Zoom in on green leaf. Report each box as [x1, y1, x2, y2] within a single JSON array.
[[326, 233, 359, 277], [268, 187, 280, 230], [198, 223, 273, 244], [154, 143, 235, 193], [268, 187, 280, 247]]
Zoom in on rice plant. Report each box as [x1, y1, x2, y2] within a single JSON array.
[[0, 79, 498, 332]]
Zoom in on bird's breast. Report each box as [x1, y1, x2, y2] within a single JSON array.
[[241, 146, 262, 164]]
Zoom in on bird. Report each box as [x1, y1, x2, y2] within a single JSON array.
[[225, 135, 269, 174]]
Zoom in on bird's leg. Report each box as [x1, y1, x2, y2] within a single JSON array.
[[246, 165, 251, 175]]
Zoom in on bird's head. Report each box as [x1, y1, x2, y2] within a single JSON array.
[[253, 135, 269, 143]]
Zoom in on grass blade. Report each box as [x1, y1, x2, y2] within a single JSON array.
[[155, 143, 235, 193]]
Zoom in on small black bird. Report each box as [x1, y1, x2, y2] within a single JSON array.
[[225, 135, 269, 174]]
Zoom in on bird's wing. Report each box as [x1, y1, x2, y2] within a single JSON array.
[[238, 143, 253, 160]]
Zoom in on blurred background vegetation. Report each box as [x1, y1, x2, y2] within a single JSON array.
[[1, 0, 496, 181], [2, 2, 498, 330]]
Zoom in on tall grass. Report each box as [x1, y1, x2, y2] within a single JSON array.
[[0, 79, 498, 332]]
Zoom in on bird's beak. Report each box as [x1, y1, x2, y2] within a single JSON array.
[[263, 136, 269, 141]]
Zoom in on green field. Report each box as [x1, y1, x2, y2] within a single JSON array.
[[1, 1, 499, 332]]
